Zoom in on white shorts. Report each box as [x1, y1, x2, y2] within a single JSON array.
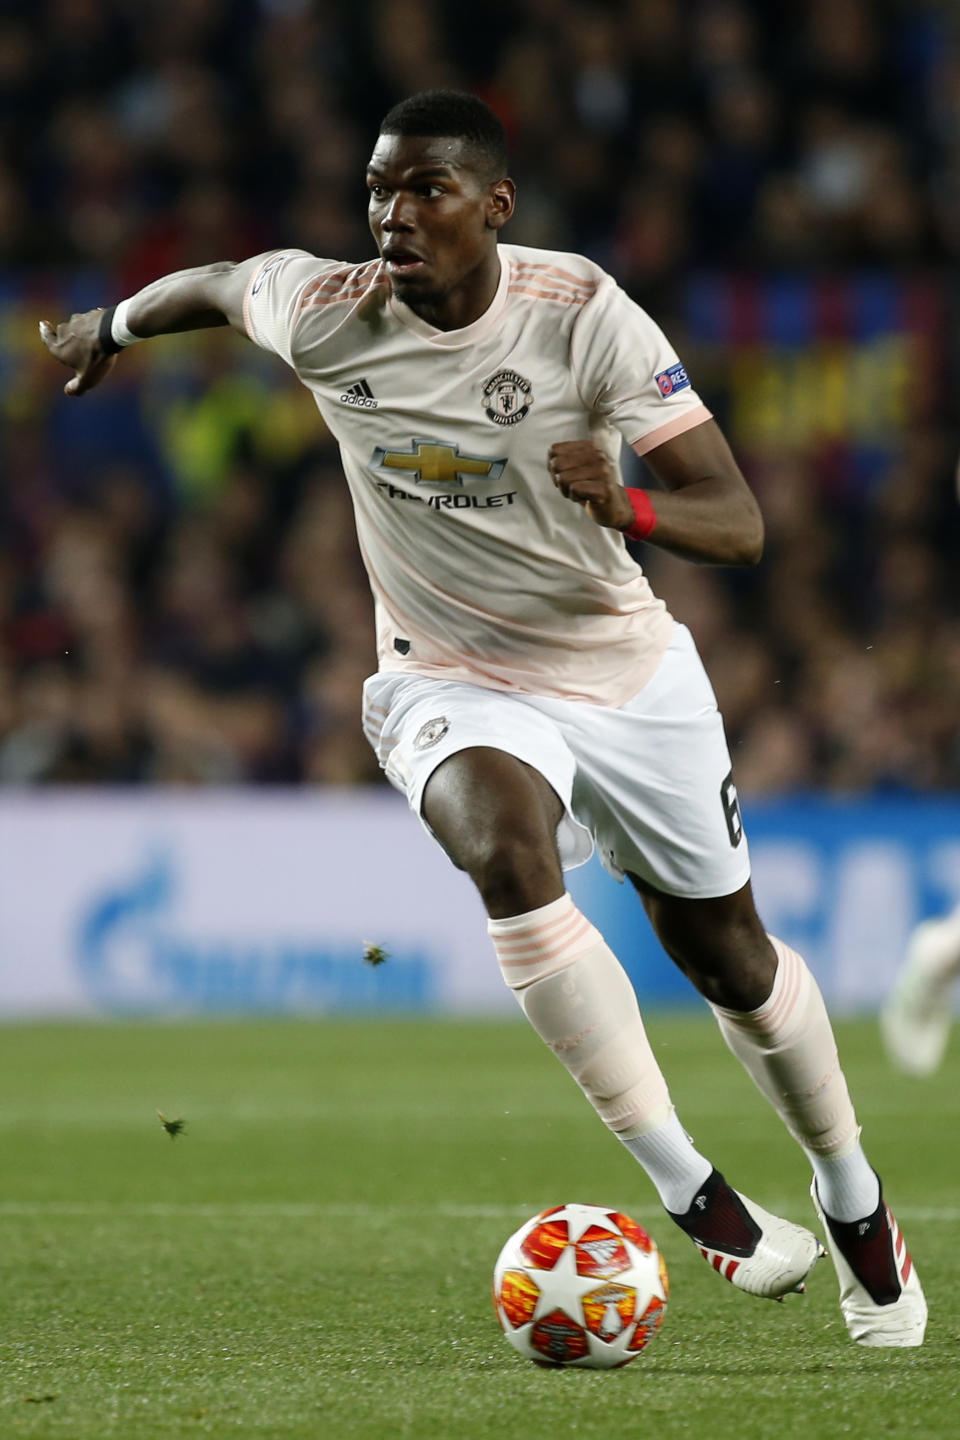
[[361, 624, 751, 899]]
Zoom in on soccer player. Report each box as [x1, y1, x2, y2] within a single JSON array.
[[40, 90, 925, 1347], [882, 903, 960, 1075]]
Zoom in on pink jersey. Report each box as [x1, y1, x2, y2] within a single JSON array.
[[243, 243, 711, 706]]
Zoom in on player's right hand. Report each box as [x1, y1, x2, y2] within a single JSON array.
[[38, 310, 118, 396], [548, 440, 635, 531]]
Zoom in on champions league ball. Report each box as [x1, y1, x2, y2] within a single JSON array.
[[493, 1203, 669, 1369]]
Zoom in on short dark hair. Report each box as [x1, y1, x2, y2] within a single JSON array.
[[379, 90, 508, 183]]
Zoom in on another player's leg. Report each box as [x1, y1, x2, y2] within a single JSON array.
[[423, 747, 818, 1300], [633, 876, 927, 1347], [880, 903, 960, 1076]]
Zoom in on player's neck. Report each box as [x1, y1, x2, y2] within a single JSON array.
[[404, 252, 502, 332]]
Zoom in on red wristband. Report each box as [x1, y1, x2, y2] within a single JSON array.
[[622, 488, 657, 541]]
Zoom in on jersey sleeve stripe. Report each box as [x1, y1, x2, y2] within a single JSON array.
[[510, 261, 598, 295], [298, 268, 376, 302], [629, 404, 713, 455], [507, 285, 595, 305], [299, 286, 379, 312], [296, 261, 384, 315], [510, 273, 596, 299]]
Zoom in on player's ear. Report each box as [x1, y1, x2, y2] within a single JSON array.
[[486, 177, 516, 231]]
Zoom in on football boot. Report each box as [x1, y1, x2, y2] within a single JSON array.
[[811, 1179, 926, 1347], [669, 1168, 824, 1300]]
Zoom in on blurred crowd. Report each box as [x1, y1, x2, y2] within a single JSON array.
[[1, 0, 958, 793]]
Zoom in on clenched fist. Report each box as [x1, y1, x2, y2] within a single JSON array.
[[548, 441, 635, 531]]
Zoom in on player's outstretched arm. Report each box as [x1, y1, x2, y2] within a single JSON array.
[[38, 253, 276, 397], [549, 419, 763, 566]]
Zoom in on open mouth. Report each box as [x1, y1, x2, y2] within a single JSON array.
[[383, 249, 426, 276]]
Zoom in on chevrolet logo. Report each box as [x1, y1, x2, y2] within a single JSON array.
[[372, 439, 506, 487]]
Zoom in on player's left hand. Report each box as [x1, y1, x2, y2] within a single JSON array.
[[548, 441, 634, 531], [38, 310, 118, 396]]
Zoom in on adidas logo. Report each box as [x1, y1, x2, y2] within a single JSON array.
[[340, 378, 378, 409]]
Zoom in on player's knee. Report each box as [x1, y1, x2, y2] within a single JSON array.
[[678, 929, 776, 1009], [688, 951, 775, 1010], [649, 894, 775, 1010], [467, 830, 562, 918]]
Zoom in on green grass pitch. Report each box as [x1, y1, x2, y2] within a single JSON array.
[[1, 1016, 957, 1439]]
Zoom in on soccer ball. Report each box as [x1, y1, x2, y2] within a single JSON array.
[[492, 1203, 669, 1369]]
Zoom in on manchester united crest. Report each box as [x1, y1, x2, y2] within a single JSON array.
[[482, 369, 534, 426], [413, 716, 450, 751]]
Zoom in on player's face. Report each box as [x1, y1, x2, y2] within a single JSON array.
[[366, 134, 513, 327]]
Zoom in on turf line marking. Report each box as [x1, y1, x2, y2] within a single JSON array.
[[0, 1202, 957, 1222], [0, 1201, 638, 1221]]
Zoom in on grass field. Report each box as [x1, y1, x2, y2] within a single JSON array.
[[0, 1016, 957, 1439]]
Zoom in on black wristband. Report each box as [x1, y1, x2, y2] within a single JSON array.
[[98, 305, 121, 355]]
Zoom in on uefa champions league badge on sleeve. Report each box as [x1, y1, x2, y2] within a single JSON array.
[[482, 370, 534, 426], [654, 362, 690, 397]]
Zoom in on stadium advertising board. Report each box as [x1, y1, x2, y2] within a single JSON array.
[[1, 792, 958, 1018]]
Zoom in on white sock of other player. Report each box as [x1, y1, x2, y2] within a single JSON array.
[[710, 935, 880, 1223], [488, 894, 712, 1213], [914, 902, 960, 981], [881, 902, 960, 1076]]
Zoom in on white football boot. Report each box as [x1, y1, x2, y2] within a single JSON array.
[[669, 1168, 824, 1300], [811, 1180, 927, 1347], [880, 915, 960, 1076]]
